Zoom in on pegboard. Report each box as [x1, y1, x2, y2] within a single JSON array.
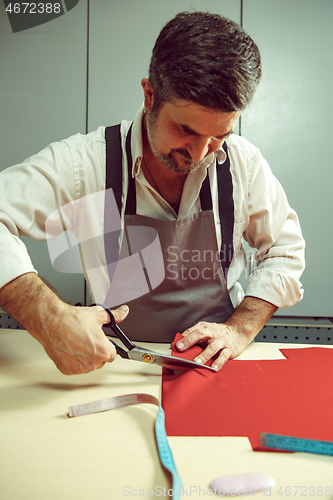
[[256, 325, 333, 345], [1, 311, 333, 346], [0, 312, 25, 330]]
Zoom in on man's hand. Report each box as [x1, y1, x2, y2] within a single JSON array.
[[176, 296, 277, 371], [176, 321, 248, 371], [0, 273, 129, 375], [39, 303, 129, 375]]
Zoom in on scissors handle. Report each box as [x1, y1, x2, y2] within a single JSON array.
[[107, 338, 130, 359], [90, 303, 134, 351]]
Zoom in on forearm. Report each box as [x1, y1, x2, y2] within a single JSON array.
[[225, 295, 277, 342], [0, 272, 67, 344]]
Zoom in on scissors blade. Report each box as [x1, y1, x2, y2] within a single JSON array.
[[127, 347, 216, 372]]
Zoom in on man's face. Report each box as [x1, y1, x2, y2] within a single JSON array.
[[146, 98, 240, 174]]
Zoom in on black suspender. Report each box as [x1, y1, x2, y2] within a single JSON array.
[[104, 124, 235, 277]]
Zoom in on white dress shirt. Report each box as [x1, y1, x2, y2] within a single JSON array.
[[0, 106, 305, 309]]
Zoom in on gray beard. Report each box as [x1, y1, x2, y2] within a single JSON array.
[[146, 110, 207, 174]]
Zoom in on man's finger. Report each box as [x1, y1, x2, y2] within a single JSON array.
[[211, 347, 232, 371], [112, 304, 130, 323], [94, 304, 130, 325], [105, 340, 117, 363], [175, 330, 201, 351], [193, 339, 221, 365]]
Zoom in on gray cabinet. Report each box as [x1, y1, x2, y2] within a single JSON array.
[[0, 1, 88, 304], [88, 0, 241, 130], [242, 0, 333, 317]]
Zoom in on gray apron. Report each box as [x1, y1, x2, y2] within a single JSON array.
[[103, 124, 235, 342]]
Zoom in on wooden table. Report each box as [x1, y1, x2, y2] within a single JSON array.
[[0, 329, 332, 500]]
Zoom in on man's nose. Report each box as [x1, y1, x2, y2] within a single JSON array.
[[186, 137, 219, 162]]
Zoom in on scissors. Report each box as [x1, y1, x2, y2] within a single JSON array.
[[94, 304, 215, 372]]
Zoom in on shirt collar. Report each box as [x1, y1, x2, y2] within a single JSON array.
[[216, 147, 227, 165], [131, 105, 145, 178]]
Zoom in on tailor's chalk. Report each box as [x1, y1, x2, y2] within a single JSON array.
[[209, 472, 276, 496]]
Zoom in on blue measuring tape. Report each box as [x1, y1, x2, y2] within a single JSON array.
[[68, 393, 182, 499], [260, 432, 333, 456]]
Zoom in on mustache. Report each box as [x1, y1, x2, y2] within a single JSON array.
[[170, 149, 210, 163], [170, 148, 193, 160]]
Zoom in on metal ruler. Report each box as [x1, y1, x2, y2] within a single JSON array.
[[260, 432, 333, 456], [68, 393, 182, 499]]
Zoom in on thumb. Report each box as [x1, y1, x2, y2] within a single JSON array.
[[112, 304, 130, 323]]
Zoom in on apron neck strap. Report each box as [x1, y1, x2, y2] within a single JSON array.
[[104, 123, 134, 216], [124, 125, 135, 215], [105, 124, 123, 215], [216, 143, 234, 275], [199, 174, 213, 211], [200, 145, 235, 275]]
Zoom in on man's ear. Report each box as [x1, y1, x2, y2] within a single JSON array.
[[141, 78, 154, 111]]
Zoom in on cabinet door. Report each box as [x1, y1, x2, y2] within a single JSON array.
[[242, 0, 333, 317], [0, 1, 87, 304], [88, 0, 241, 130]]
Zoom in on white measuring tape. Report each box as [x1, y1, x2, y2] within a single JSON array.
[[68, 393, 182, 499]]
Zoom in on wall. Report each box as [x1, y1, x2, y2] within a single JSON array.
[[1, 0, 331, 317]]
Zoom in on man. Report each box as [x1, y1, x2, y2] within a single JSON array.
[[0, 12, 305, 375]]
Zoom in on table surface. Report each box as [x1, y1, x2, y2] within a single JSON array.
[[0, 329, 332, 500]]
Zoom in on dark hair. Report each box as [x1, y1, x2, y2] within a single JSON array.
[[148, 11, 262, 113]]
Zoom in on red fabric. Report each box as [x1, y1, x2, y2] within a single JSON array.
[[162, 334, 333, 451]]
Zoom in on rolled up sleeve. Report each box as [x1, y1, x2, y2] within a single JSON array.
[[0, 141, 77, 289], [243, 149, 305, 308]]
